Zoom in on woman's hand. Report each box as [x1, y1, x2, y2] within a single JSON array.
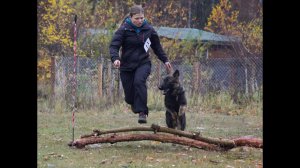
[[113, 60, 121, 68], [165, 62, 172, 74]]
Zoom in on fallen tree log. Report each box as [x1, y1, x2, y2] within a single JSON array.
[[72, 133, 222, 151], [233, 136, 263, 148], [70, 124, 262, 150], [81, 124, 259, 148]]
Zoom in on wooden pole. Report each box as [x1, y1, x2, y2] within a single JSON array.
[[192, 62, 200, 94], [50, 56, 56, 111], [107, 63, 112, 104], [97, 63, 103, 98]]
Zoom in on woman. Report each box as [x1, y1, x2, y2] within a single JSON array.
[[109, 5, 172, 124]]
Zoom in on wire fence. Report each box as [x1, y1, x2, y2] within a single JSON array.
[[37, 55, 262, 112]]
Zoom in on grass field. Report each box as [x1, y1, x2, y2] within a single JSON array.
[[38, 103, 262, 168]]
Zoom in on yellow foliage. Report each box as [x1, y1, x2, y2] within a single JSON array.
[[50, 0, 56, 7], [38, 0, 73, 53], [238, 18, 262, 54], [37, 58, 52, 81], [205, 0, 262, 55], [205, 0, 239, 36], [46, 73, 51, 79]]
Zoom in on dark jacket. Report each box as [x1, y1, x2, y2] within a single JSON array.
[[109, 18, 169, 71]]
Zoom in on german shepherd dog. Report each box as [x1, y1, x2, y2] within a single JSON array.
[[158, 70, 187, 131]]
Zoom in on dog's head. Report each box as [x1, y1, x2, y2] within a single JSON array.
[[158, 69, 180, 95]]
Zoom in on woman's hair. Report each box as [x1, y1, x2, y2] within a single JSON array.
[[118, 5, 144, 28], [129, 5, 144, 17]]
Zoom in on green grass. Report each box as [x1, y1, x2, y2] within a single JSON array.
[[38, 102, 262, 168]]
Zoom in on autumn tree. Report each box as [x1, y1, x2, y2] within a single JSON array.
[[38, 0, 74, 84], [204, 0, 262, 100], [205, 0, 262, 56], [142, 0, 205, 63], [38, 0, 74, 57]]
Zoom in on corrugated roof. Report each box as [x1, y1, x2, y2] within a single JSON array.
[[84, 26, 239, 43], [153, 26, 239, 43]]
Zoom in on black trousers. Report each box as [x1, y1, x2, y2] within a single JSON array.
[[120, 62, 151, 115]]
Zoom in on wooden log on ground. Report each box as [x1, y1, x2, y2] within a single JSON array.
[[233, 136, 263, 148], [72, 133, 222, 151], [76, 124, 263, 150], [151, 124, 236, 148], [80, 124, 236, 148]]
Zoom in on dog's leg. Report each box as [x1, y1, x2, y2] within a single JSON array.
[[177, 117, 181, 130], [178, 105, 186, 131], [167, 108, 178, 129], [179, 105, 186, 116], [166, 108, 177, 129], [172, 113, 178, 130]]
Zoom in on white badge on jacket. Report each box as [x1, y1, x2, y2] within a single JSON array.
[[144, 38, 151, 52]]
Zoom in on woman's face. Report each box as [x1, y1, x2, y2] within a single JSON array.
[[131, 13, 144, 27]]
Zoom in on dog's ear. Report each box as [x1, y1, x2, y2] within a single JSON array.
[[173, 69, 179, 78]]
